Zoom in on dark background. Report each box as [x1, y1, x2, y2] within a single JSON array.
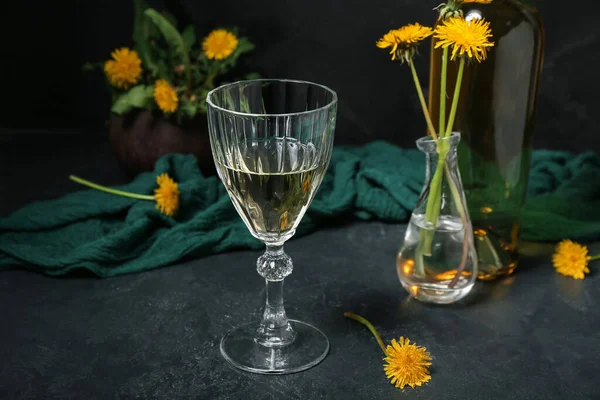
[[2, 0, 599, 152]]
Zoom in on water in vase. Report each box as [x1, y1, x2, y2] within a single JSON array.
[[398, 213, 474, 304]]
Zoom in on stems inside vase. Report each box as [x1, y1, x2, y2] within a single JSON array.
[[444, 164, 471, 288], [422, 152, 447, 256], [414, 54, 468, 275]]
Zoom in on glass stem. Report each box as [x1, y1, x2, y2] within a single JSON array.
[[255, 244, 295, 348]]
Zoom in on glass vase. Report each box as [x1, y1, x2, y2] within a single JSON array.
[[397, 133, 478, 304], [428, 0, 545, 279]]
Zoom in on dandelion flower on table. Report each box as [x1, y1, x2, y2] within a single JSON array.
[[69, 173, 181, 217], [434, 17, 495, 62], [202, 29, 239, 60], [384, 337, 432, 389], [552, 239, 593, 280], [344, 312, 433, 390], [154, 173, 180, 217], [104, 48, 142, 89]]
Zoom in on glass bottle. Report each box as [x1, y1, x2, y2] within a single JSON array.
[[397, 133, 478, 304], [428, 0, 545, 279]]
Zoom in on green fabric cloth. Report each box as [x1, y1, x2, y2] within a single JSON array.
[[0, 142, 598, 277]]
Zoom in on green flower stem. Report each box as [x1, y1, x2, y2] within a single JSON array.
[[444, 57, 466, 138], [419, 57, 466, 255], [344, 312, 387, 355], [439, 47, 449, 138], [408, 56, 444, 257], [69, 175, 154, 201], [443, 164, 470, 288], [589, 254, 600, 261], [205, 67, 219, 90], [409, 61, 438, 140], [414, 230, 427, 277], [422, 150, 447, 256]]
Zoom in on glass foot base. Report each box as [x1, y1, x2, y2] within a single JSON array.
[[220, 319, 329, 374], [402, 279, 474, 304]]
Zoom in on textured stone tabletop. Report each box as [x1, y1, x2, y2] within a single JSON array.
[[1, 132, 598, 399]]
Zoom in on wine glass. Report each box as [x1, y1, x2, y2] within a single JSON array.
[[206, 79, 338, 374]]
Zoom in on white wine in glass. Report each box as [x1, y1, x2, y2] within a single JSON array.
[[218, 138, 323, 242]]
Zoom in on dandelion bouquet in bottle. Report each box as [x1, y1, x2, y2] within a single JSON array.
[[85, 0, 256, 123], [379, 0, 495, 303]]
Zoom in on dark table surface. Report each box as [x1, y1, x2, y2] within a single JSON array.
[[1, 132, 599, 400]]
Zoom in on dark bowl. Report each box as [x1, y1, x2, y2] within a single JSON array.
[[108, 110, 215, 177]]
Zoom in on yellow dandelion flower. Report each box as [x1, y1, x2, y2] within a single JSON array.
[[154, 173, 180, 217], [394, 24, 434, 44], [434, 17, 495, 62], [384, 337, 432, 389], [344, 313, 433, 391], [552, 239, 595, 280], [203, 29, 239, 60], [104, 48, 142, 89], [70, 173, 181, 217], [377, 23, 433, 62], [154, 80, 179, 114]]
